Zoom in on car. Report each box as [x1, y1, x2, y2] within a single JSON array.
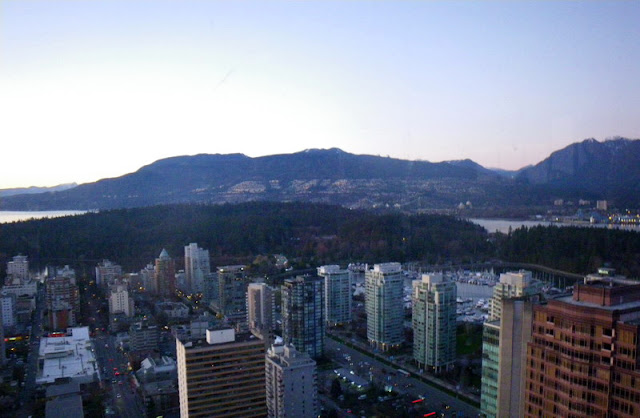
[[116, 393, 121, 398]]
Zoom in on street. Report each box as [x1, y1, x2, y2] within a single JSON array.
[[325, 337, 480, 417]]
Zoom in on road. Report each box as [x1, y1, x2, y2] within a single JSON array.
[[94, 331, 145, 417], [325, 337, 480, 417], [15, 285, 45, 418]]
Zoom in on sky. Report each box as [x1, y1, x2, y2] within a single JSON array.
[[1, 1, 639, 189]]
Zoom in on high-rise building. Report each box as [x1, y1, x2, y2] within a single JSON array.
[[412, 273, 457, 373], [265, 344, 318, 418], [108, 284, 135, 317], [524, 274, 640, 418], [140, 263, 156, 293], [6, 255, 29, 282], [365, 263, 404, 351], [0, 292, 16, 329], [480, 320, 501, 418], [155, 249, 176, 298], [317, 265, 351, 326], [495, 298, 535, 418], [45, 274, 80, 330], [247, 283, 274, 343], [184, 243, 210, 295], [281, 276, 325, 359], [489, 270, 543, 321], [95, 259, 122, 287], [176, 328, 266, 417], [216, 265, 247, 321], [481, 270, 542, 418], [202, 272, 218, 310], [0, 302, 4, 366]]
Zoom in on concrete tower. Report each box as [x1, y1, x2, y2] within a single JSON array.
[[412, 273, 457, 373], [365, 263, 404, 351], [184, 243, 210, 295], [317, 265, 352, 326], [155, 249, 176, 298], [265, 344, 318, 418], [247, 282, 275, 343]]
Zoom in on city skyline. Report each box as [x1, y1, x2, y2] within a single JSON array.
[[2, 1, 639, 189]]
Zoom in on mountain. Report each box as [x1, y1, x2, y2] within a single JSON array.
[[0, 183, 77, 198], [3, 140, 639, 212], [516, 137, 640, 206], [0, 149, 494, 211], [444, 159, 501, 177]]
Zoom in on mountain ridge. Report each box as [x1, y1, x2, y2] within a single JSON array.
[[1, 139, 639, 211]]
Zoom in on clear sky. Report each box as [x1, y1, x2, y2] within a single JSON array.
[[1, 1, 639, 189]]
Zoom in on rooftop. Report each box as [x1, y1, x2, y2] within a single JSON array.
[[335, 368, 369, 388], [45, 381, 81, 398], [179, 328, 261, 348], [37, 327, 97, 385], [45, 395, 84, 418], [557, 295, 640, 311]]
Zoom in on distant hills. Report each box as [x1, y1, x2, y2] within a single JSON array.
[[0, 183, 77, 198], [1, 138, 639, 211]]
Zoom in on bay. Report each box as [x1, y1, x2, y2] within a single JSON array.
[[0, 210, 87, 224], [469, 218, 640, 233]]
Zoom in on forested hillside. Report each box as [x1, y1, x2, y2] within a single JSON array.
[[1, 202, 639, 278], [495, 225, 640, 277], [0, 202, 490, 274]]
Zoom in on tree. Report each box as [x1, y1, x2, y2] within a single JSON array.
[[330, 378, 342, 399]]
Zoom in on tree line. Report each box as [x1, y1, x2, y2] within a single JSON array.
[[0, 202, 639, 278]]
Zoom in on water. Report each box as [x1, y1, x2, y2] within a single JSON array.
[[469, 218, 640, 233], [469, 218, 552, 233], [456, 282, 494, 299], [0, 210, 87, 224]]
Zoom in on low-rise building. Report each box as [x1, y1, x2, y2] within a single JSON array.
[[129, 321, 160, 353], [36, 327, 98, 385], [155, 301, 190, 320]]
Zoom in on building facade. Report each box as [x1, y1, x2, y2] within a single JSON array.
[[45, 274, 80, 330], [317, 265, 351, 326], [129, 321, 160, 353], [481, 270, 542, 418], [495, 298, 535, 418], [524, 275, 640, 418], [412, 273, 457, 373], [489, 270, 543, 321], [6, 255, 29, 282], [265, 344, 318, 418], [247, 282, 275, 343], [176, 328, 266, 418], [95, 259, 122, 288], [0, 292, 16, 329], [480, 320, 500, 417], [155, 249, 176, 298], [365, 263, 404, 351], [216, 265, 247, 321], [108, 284, 135, 317], [184, 243, 210, 295], [281, 276, 325, 359]]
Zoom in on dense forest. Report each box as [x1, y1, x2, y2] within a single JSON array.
[[495, 225, 640, 278], [0, 202, 639, 278]]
